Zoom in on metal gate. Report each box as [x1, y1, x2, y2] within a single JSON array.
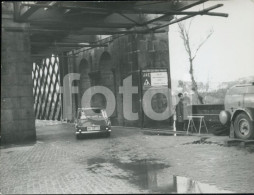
[[32, 55, 62, 120]]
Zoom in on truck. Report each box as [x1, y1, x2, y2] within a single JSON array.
[[219, 83, 254, 140]]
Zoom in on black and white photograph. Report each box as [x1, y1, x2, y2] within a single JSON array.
[[1, 0, 254, 194]]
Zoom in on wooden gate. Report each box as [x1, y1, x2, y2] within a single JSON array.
[[32, 55, 62, 120]]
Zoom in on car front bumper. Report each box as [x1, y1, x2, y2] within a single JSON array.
[[75, 129, 111, 134]]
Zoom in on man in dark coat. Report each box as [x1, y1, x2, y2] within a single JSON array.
[[175, 93, 185, 131]]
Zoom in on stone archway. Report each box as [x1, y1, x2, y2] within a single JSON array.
[[79, 59, 91, 108], [91, 52, 116, 117]]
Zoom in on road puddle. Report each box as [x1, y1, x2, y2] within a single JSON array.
[[87, 157, 233, 193], [143, 132, 187, 136], [183, 137, 222, 145], [183, 137, 254, 153]]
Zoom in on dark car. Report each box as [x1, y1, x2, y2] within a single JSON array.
[[219, 83, 254, 140], [75, 107, 111, 139]]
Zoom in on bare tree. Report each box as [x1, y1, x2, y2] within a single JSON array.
[[177, 19, 213, 104]]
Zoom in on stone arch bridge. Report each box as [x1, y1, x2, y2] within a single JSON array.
[[1, 1, 227, 144]]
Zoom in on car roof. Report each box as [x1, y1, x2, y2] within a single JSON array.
[[78, 107, 103, 110]]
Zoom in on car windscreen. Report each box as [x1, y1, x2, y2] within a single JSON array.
[[79, 109, 105, 119]]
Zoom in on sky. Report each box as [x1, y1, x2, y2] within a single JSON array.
[[168, 0, 254, 88]]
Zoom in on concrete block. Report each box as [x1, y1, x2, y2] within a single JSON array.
[[20, 96, 35, 108], [1, 119, 36, 144], [1, 40, 8, 52], [2, 32, 29, 52], [18, 85, 33, 97], [1, 53, 14, 63], [1, 74, 18, 85], [1, 97, 20, 109], [0, 133, 18, 145], [17, 119, 35, 131], [1, 109, 13, 122], [15, 34, 27, 51], [1, 85, 19, 97], [17, 63, 33, 74], [1, 121, 17, 134], [23, 39, 31, 52], [17, 74, 33, 86], [12, 108, 35, 120], [1, 63, 17, 75], [1, 128, 36, 144], [22, 129, 36, 142]]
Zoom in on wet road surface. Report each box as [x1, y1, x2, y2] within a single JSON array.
[[0, 121, 253, 193]]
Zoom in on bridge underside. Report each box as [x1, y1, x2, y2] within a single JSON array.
[[1, 1, 226, 144]]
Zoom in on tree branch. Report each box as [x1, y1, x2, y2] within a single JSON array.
[[192, 28, 214, 60], [177, 19, 213, 104], [177, 21, 192, 58]]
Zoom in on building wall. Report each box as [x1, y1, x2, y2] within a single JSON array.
[[65, 29, 173, 129], [1, 3, 36, 144]]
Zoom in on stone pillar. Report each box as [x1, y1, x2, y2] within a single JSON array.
[[1, 2, 36, 144]]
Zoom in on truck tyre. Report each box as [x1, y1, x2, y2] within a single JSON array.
[[234, 113, 254, 140]]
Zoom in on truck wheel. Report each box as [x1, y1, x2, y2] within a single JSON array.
[[234, 113, 254, 140]]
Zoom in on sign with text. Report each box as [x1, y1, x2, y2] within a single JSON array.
[[142, 69, 168, 89], [151, 72, 168, 86]]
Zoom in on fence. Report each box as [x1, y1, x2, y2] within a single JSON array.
[[32, 55, 62, 120]]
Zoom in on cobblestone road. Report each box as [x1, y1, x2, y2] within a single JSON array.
[[0, 121, 253, 194]]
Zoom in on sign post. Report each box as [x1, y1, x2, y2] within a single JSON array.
[[142, 69, 168, 88], [141, 68, 170, 128]]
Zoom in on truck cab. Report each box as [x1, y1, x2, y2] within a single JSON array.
[[219, 83, 254, 140]]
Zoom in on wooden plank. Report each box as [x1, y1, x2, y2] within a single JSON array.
[[47, 62, 57, 120], [29, 20, 133, 29], [42, 62, 52, 120], [52, 93, 60, 120], [49, 61, 60, 120], [51, 62, 61, 120], [33, 65, 40, 118], [37, 60, 48, 119]]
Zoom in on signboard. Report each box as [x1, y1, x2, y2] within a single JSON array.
[[142, 69, 168, 89], [151, 72, 168, 86], [142, 72, 151, 89]]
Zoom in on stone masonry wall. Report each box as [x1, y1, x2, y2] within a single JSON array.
[[1, 2, 36, 144], [66, 29, 172, 129]]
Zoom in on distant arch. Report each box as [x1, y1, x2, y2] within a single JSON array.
[[79, 58, 91, 107], [99, 52, 112, 71], [91, 52, 116, 118]]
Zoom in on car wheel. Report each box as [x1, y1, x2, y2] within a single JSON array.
[[234, 113, 254, 140]]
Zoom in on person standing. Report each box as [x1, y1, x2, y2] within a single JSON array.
[[183, 92, 191, 130], [175, 93, 184, 131]]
